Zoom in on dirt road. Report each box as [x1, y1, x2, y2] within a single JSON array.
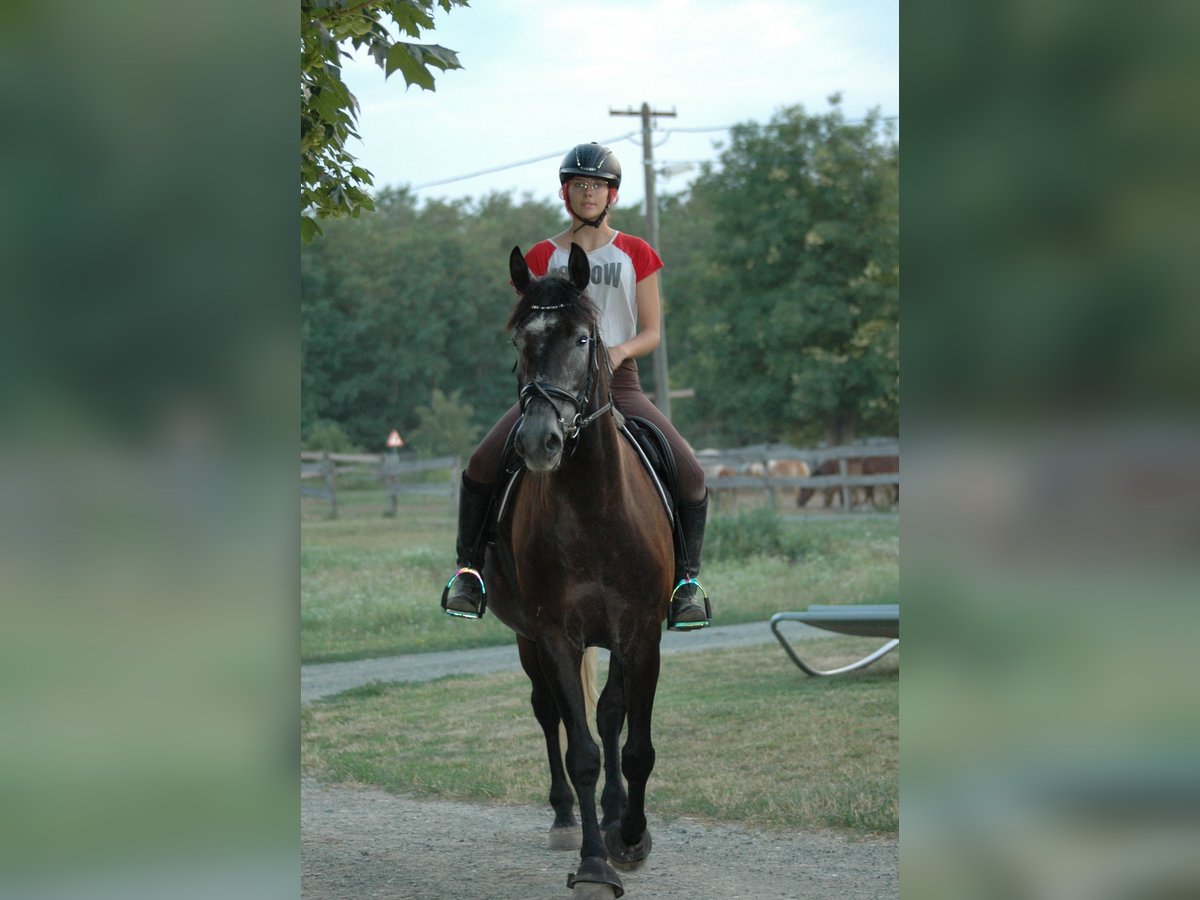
[[302, 777, 897, 899]]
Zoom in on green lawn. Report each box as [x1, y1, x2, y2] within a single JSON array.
[[301, 492, 899, 663]]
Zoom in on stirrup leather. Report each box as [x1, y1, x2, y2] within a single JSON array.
[[441, 566, 486, 619], [667, 577, 711, 630]]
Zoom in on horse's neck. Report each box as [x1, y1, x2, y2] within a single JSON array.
[[570, 368, 623, 480]]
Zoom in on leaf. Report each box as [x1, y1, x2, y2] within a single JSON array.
[[385, 43, 435, 90], [301, 215, 323, 244], [419, 43, 462, 71]]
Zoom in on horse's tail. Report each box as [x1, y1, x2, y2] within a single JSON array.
[[558, 647, 602, 755], [581, 646, 600, 740]]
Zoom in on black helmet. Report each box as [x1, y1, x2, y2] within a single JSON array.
[[559, 142, 622, 190]]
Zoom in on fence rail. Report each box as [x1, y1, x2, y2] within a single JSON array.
[[300, 439, 898, 519], [300, 451, 460, 519]]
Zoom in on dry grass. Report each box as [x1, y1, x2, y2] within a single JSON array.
[[302, 640, 898, 835]]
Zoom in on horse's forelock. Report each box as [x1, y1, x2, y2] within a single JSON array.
[[507, 273, 597, 333]]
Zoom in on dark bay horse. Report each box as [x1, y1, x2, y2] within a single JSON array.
[[481, 243, 674, 898]]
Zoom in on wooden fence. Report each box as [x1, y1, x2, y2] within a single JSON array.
[[702, 440, 900, 516], [300, 451, 460, 519], [300, 440, 898, 520]]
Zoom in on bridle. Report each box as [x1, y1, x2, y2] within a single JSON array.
[[515, 311, 612, 444]]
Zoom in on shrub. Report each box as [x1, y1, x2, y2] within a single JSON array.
[[705, 508, 828, 563], [304, 420, 364, 454], [407, 389, 481, 459]]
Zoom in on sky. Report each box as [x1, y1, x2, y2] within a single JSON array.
[[340, 0, 898, 209]]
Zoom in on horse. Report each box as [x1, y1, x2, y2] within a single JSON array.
[[797, 458, 851, 509], [860, 454, 900, 508], [767, 458, 810, 507], [481, 243, 676, 898], [796, 455, 899, 509]]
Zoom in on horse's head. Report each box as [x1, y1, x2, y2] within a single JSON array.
[[507, 243, 607, 472]]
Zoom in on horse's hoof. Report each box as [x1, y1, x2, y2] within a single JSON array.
[[603, 821, 652, 871], [548, 823, 582, 850], [571, 884, 619, 900], [567, 855, 624, 899]]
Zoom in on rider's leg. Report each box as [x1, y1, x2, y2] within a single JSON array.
[[609, 362, 712, 630], [669, 490, 711, 629], [441, 403, 521, 619], [441, 473, 493, 618]]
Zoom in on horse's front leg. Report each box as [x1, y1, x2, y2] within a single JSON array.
[[596, 654, 627, 829], [517, 634, 579, 850], [603, 640, 660, 871], [538, 637, 625, 899]]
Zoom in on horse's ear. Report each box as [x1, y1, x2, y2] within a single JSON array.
[[509, 246, 531, 294], [567, 243, 591, 292]]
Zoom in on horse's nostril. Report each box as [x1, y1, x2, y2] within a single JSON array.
[[545, 432, 562, 454]]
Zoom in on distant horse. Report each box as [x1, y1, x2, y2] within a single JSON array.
[[861, 454, 900, 508], [797, 458, 852, 509], [482, 244, 675, 898], [767, 458, 810, 506], [796, 455, 899, 509]]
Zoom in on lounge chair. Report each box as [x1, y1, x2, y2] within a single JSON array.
[[769, 604, 899, 676]]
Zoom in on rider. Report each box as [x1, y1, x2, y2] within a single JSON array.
[[440, 142, 711, 630]]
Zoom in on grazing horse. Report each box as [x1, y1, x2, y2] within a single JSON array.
[[482, 243, 675, 898]]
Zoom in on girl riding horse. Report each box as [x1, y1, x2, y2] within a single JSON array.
[[441, 142, 711, 631]]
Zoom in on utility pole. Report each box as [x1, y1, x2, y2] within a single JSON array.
[[610, 102, 676, 419]]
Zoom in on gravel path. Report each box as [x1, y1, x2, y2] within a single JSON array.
[[302, 777, 898, 899], [301, 622, 898, 899], [302, 620, 811, 704]]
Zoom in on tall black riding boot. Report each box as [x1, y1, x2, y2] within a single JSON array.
[[668, 490, 712, 631], [441, 474, 493, 619]]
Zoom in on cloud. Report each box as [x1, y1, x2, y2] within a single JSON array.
[[339, 0, 897, 202]]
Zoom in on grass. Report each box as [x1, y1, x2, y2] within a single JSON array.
[[301, 492, 899, 664], [301, 640, 899, 835]]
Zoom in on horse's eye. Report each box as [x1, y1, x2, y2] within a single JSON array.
[[578, 335, 589, 346]]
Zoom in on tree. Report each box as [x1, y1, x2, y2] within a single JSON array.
[[406, 388, 480, 458], [300, 0, 469, 242], [300, 189, 565, 450], [668, 98, 899, 447]]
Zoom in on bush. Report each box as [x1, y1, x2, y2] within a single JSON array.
[[706, 508, 827, 563], [303, 420, 363, 454], [407, 389, 481, 459]]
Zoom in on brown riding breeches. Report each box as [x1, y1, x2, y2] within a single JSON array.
[[465, 359, 707, 504]]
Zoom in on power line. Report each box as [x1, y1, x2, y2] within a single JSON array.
[[410, 115, 898, 191], [411, 131, 639, 191]]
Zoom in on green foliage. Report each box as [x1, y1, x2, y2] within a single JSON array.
[[706, 508, 833, 563], [303, 419, 364, 454], [406, 388, 480, 458], [301, 188, 563, 449], [300, 0, 470, 241], [664, 97, 899, 446]]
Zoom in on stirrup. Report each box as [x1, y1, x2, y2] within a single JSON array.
[[441, 566, 486, 619], [667, 577, 711, 631]]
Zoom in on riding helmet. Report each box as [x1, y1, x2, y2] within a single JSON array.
[[559, 143, 622, 190]]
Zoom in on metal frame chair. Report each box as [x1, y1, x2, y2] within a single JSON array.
[[769, 604, 899, 676]]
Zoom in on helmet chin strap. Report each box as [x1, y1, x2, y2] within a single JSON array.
[[572, 205, 609, 233], [567, 191, 612, 233]]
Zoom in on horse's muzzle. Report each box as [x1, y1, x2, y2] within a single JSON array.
[[515, 418, 564, 472]]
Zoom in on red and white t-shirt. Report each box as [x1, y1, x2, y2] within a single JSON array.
[[523, 232, 663, 347]]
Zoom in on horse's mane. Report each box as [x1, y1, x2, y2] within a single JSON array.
[[506, 271, 599, 334]]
